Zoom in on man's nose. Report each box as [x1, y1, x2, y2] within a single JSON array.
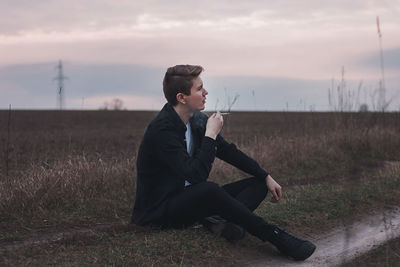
[[204, 88, 208, 95]]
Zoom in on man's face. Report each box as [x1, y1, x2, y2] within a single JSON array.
[[185, 76, 208, 111]]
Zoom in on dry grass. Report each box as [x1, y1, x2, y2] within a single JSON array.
[[1, 156, 135, 232], [0, 110, 400, 265], [1, 111, 400, 229], [1, 160, 399, 266]]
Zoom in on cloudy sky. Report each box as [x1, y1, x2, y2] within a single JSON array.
[[1, 0, 399, 111]]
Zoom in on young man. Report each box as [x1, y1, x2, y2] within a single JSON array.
[[131, 65, 316, 261]]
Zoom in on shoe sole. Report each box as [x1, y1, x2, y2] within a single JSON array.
[[204, 220, 245, 243], [221, 222, 246, 243], [293, 241, 316, 261]]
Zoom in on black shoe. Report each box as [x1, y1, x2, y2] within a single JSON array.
[[202, 216, 245, 243], [268, 226, 316, 261]]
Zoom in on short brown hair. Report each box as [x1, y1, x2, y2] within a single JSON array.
[[163, 65, 204, 106]]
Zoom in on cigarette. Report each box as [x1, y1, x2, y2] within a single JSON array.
[[220, 112, 230, 115]]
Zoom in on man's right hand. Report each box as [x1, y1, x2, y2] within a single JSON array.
[[266, 175, 282, 203], [205, 112, 223, 140]]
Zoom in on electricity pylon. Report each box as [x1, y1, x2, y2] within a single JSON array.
[[54, 60, 68, 110]]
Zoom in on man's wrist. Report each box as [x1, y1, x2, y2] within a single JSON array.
[[205, 132, 217, 140]]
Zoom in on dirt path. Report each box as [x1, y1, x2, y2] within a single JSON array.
[[0, 220, 130, 253], [245, 208, 400, 266], [1, 209, 400, 266]]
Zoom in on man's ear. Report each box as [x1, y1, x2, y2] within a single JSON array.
[[176, 93, 187, 105]]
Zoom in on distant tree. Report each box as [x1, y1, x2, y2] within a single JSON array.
[[111, 98, 124, 110], [359, 103, 369, 112], [100, 101, 109, 110], [99, 98, 125, 110]]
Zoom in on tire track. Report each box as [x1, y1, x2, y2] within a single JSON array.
[[0, 220, 131, 253]]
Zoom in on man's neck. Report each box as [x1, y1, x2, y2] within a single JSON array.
[[173, 104, 194, 125]]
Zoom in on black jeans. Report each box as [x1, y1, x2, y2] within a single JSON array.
[[163, 177, 272, 240]]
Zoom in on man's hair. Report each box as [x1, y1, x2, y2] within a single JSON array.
[[163, 65, 204, 106]]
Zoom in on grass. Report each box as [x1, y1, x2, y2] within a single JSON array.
[[0, 110, 400, 265], [1, 227, 242, 266], [258, 161, 400, 233], [1, 161, 399, 265]]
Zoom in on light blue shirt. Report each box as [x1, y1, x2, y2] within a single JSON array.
[[184, 122, 193, 187]]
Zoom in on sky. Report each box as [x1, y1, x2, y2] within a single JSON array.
[[1, 0, 399, 111]]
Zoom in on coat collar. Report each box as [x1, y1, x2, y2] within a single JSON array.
[[162, 103, 187, 132], [161, 103, 209, 133]]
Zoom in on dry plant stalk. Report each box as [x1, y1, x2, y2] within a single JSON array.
[[5, 104, 11, 177]]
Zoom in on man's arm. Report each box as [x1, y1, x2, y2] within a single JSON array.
[[153, 112, 223, 186], [155, 129, 217, 185], [216, 135, 282, 202], [192, 110, 266, 178], [215, 134, 268, 179]]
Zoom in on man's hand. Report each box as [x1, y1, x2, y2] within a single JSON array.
[[266, 175, 282, 203], [205, 112, 223, 140]]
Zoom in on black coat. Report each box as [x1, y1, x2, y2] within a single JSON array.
[[131, 103, 268, 225]]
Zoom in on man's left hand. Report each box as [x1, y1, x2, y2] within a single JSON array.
[[266, 175, 282, 203]]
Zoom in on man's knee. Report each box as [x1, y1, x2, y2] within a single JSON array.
[[251, 177, 268, 194], [202, 181, 221, 191], [245, 177, 268, 204], [195, 181, 225, 197]]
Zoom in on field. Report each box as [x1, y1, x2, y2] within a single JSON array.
[[1, 110, 400, 265]]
